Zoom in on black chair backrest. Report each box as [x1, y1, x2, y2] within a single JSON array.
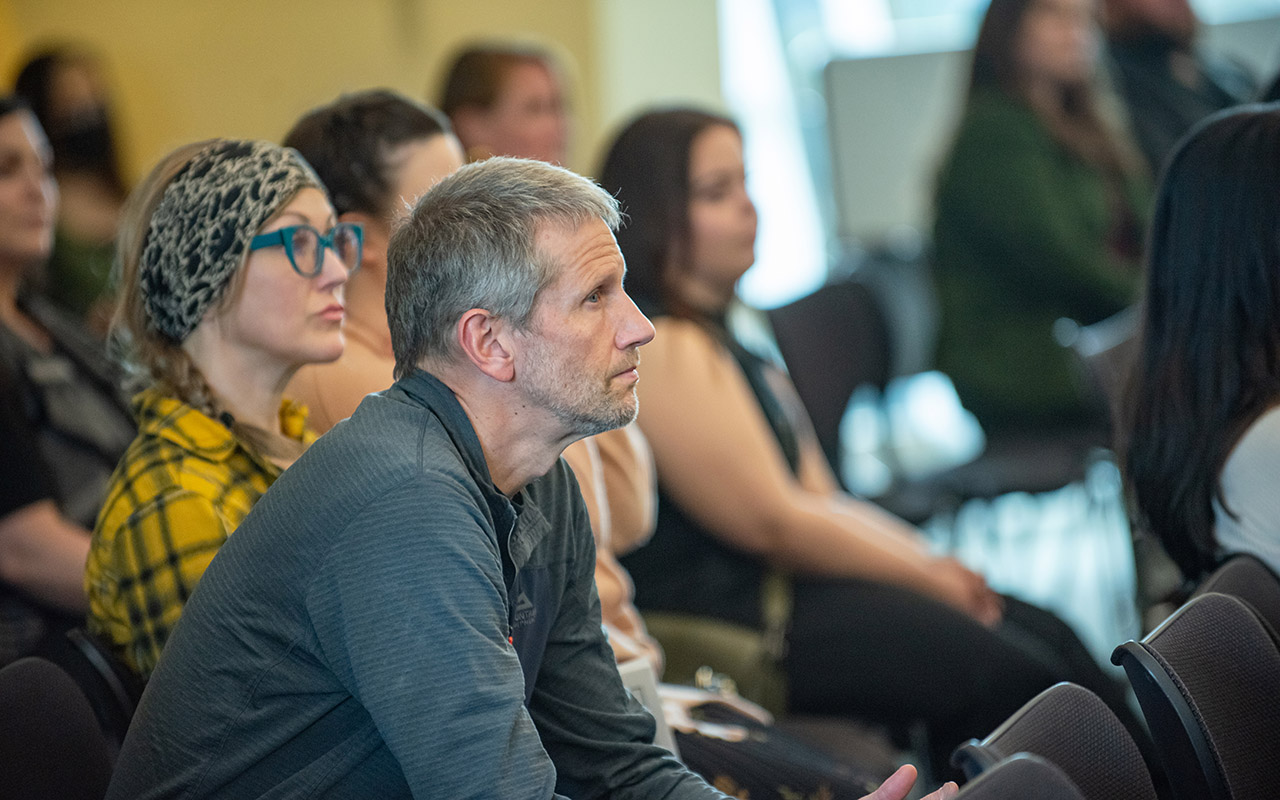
[[1193, 554, 1280, 638], [1112, 592, 1280, 800], [954, 754, 1086, 800], [65, 628, 143, 747], [0, 656, 113, 800], [950, 682, 1157, 800], [767, 279, 892, 477]]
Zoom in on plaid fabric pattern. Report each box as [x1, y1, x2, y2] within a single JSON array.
[[85, 387, 312, 678]]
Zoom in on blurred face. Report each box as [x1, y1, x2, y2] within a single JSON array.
[[685, 124, 757, 294], [212, 187, 350, 368], [45, 59, 115, 172], [515, 218, 655, 437], [0, 110, 58, 269], [1018, 0, 1098, 87], [475, 61, 568, 165], [387, 133, 465, 217]]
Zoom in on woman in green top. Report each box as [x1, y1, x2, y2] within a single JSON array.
[[933, 0, 1150, 442]]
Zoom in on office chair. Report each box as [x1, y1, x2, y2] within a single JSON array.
[[1192, 553, 1280, 637], [953, 753, 1086, 799], [1112, 592, 1280, 800], [0, 656, 114, 799], [950, 682, 1157, 800]]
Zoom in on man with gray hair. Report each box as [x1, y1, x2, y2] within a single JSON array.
[[106, 157, 952, 800]]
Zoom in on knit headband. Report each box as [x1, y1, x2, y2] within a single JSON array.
[[139, 139, 323, 342]]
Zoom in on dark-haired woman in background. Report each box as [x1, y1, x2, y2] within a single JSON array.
[[0, 94, 133, 665], [1124, 104, 1280, 580], [15, 46, 129, 330], [934, 0, 1150, 445], [601, 107, 1140, 769], [284, 90, 464, 432]]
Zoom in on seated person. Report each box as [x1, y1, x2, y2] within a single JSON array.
[[106, 157, 954, 800], [15, 46, 129, 331], [0, 95, 133, 666], [86, 139, 355, 678], [1124, 104, 1280, 580], [933, 0, 1150, 443], [565, 427, 891, 797], [284, 89, 464, 432], [1101, 0, 1256, 174], [601, 107, 1142, 768], [437, 40, 570, 165]]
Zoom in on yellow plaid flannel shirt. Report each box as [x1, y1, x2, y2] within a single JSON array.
[[85, 387, 313, 678]]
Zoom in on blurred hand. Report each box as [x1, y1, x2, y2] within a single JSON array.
[[930, 556, 1004, 627], [863, 765, 959, 800]]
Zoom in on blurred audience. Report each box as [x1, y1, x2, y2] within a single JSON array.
[[0, 94, 132, 666], [104, 154, 958, 800], [438, 41, 569, 164], [601, 107, 1139, 770], [1124, 103, 1280, 581], [1101, 0, 1255, 175], [85, 139, 354, 677], [933, 0, 1150, 445], [14, 46, 129, 331], [284, 90, 464, 432]]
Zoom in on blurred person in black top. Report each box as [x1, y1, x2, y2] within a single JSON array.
[[0, 94, 132, 665]]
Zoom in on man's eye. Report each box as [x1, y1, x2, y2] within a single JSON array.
[[586, 291, 601, 303]]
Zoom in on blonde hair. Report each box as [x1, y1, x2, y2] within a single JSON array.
[[111, 141, 305, 461]]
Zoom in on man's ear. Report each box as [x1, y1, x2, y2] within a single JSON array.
[[456, 308, 515, 382]]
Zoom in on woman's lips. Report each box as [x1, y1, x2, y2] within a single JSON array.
[[318, 304, 345, 322]]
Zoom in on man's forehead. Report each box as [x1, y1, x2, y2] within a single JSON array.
[[535, 217, 624, 277]]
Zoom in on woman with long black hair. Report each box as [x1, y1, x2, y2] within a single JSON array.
[[1124, 104, 1280, 580]]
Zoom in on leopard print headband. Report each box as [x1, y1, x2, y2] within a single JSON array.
[[139, 139, 323, 341]]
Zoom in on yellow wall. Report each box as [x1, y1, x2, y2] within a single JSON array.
[[0, 0, 591, 179], [0, 0, 723, 181], [593, 0, 723, 158]]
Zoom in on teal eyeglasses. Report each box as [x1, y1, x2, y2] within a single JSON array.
[[249, 222, 363, 277]]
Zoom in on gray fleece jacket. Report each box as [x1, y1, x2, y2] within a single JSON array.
[[107, 370, 724, 799]]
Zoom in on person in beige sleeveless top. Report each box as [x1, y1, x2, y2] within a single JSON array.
[[285, 90, 464, 432]]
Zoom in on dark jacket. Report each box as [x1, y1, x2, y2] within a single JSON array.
[[1108, 34, 1255, 175], [107, 370, 722, 799]]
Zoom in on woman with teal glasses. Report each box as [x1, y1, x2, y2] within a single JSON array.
[[86, 139, 357, 678]]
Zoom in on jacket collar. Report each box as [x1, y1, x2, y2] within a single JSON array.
[[395, 369, 497, 491], [132, 387, 307, 472], [393, 370, 551, 569]]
